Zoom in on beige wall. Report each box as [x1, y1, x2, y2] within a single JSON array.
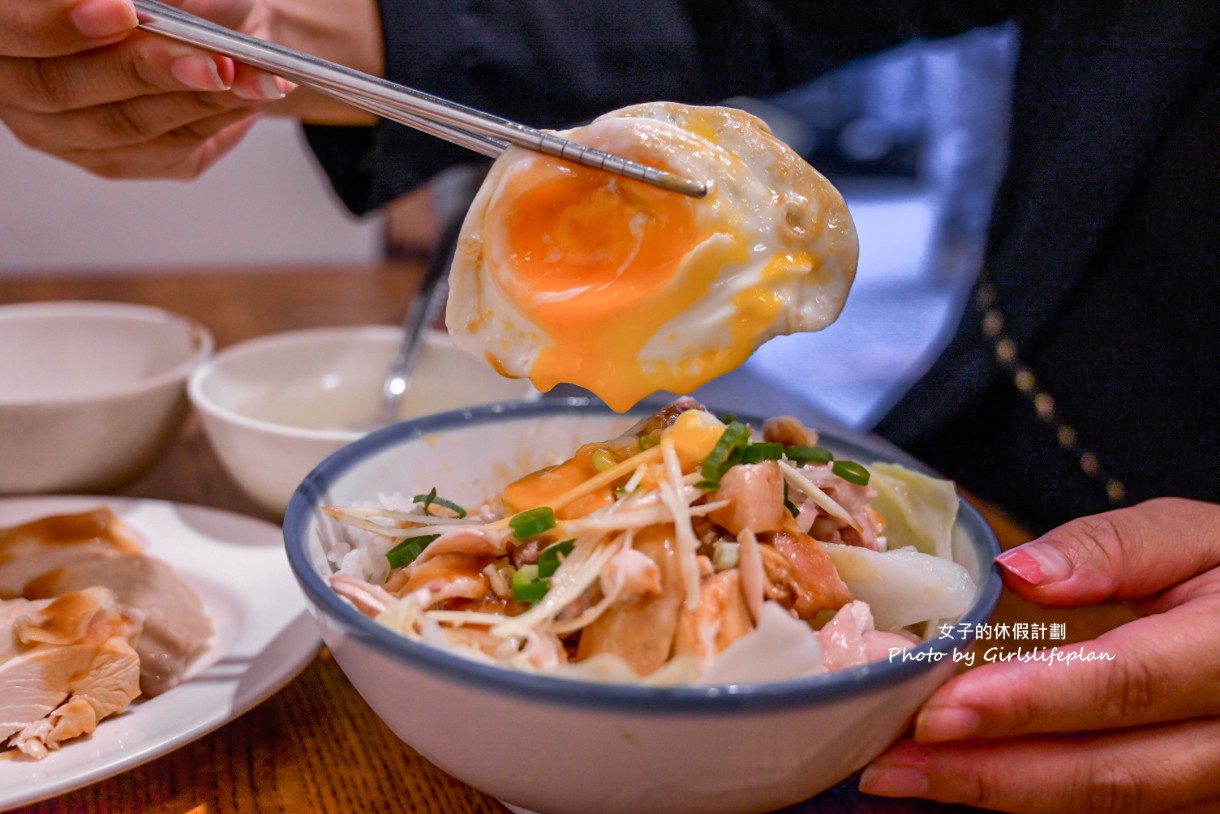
[[0, 117, 383, 275]]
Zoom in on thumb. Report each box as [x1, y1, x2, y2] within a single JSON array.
[[994, 497, 1220, 607], [2, 1, 138, 57]]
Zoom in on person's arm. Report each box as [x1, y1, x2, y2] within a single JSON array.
[[860, 498, 1220, 811]]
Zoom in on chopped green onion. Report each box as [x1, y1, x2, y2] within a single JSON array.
[[591, 447, 618, 471], [412, 487, 467, 518], [784, 444, 835, 465], [537, 539, 575, 578], [695, 480, 721, 491], [832, 459, 871, 485], [741, 442, 784, 463], [638, 434, 659, 450], [700, 421, 750, 483], [386, 533, 439, 569], [511, 565, 548, 603], [509, 506, 556, 539], [783, 481, 800, 517]]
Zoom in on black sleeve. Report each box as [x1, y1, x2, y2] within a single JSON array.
[[305, 0, 1013, 214]]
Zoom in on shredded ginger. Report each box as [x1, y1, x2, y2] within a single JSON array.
[[324, 401, 975, 685]]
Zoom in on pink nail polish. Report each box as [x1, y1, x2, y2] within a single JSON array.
[[996, 541, 1072, 585], [995, 548, 1044, 584]]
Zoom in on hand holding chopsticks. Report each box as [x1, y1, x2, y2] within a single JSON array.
[[132, 0, 708, 198]]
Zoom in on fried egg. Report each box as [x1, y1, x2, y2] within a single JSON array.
[[446, 101, 859, 411]]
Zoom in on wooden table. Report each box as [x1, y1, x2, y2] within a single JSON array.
[[1, 265, 1131, 814]]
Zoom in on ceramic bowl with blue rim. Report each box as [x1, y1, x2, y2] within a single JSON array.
[[283, 397, 1001, 814]]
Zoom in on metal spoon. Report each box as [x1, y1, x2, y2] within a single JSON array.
[[358, 218, 462, 431]]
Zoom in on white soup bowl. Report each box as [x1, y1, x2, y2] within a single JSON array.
[[188, 326, 538, 516], [0, 300, 213, 494]]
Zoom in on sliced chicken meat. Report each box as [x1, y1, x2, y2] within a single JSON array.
[[575, 526, 684, 676], [23, 555, 213, 697], [0, 507, 143, 598], [761, 415, 819, 448], [0, 587, 142, 759], [817, 601, 920, 671], [708, 461, 788, 536], [758, 527, 852, 620], [673, 569, 753, 662]]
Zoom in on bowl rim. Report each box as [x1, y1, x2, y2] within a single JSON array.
[[284, 397, 1003, 715], [187, 325, 532, 444], [0, 300, 213, 408], [188, 325, 405, 444]]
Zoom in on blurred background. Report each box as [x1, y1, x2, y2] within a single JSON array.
[[0, 23, 1017, 431]]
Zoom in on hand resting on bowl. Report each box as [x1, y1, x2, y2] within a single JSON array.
[[860, 497, 1220, 813]]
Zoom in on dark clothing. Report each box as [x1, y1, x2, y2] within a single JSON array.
[[305, 1, 1218, 535]]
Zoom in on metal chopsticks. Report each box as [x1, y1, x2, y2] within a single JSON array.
[[131, 0, 708, 198]]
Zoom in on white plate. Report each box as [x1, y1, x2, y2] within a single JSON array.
[[0, 496, 321, 811]]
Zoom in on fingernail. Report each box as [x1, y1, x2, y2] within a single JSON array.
[[71, 0, 138, 39], [171, 56, 229, 91], [996, 541, 1073, 585], [231, 74, 288, 102], [859, 765, 929, 797], [915, 706, 979, 742], [262, 74, 290, 99]]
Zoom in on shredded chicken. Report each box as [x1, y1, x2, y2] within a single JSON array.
[[322, 403, 971, 684]]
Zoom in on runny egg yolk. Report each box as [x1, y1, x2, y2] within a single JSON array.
[[448, 103, 860, 414], [501, 442, 620, 519], [501, 164, 696, 311], [494, 152, 744, 411]]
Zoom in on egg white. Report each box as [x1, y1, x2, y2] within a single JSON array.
[[446, 102, 858, 411]]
